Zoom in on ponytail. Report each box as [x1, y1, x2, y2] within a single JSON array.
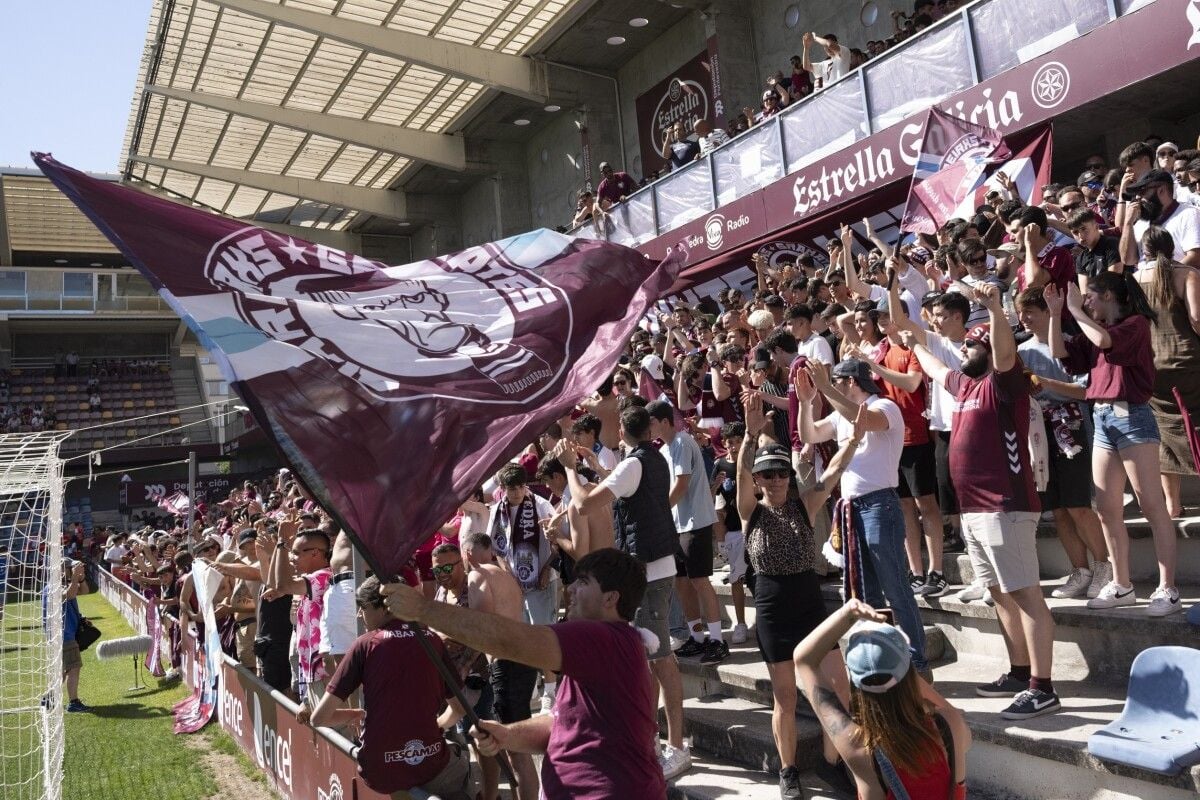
[[1089, 271, 1159, 325], [1141, 226, 1180, 317]]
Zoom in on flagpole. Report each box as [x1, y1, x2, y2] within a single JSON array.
[[186, 450, 197, 532]]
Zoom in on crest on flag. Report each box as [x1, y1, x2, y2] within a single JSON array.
[[203, 227, 565, 402]]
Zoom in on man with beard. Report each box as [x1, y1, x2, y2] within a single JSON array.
[[902, 283, 1061, 720]]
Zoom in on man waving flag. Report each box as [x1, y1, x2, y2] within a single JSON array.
[[34, 153, 681, 576]]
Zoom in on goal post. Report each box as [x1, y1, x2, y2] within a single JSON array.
[[0, 432, 70, 800]]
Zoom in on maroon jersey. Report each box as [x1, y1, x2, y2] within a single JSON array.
[[946, 363, 1040, 514], [326, 620, 461, 794]]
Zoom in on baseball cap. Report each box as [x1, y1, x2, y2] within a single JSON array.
[[640, 353, 666, 381], [1077, 169, 1104, 187], [965, 323, 992, 352], [763, 294, 785, 308], [751, 443, 792, 474], [845, 620, 912, 693], [598, 161, 612, 171], [762, 90, 776, 100], [920, 289, 945, 308], [831, 358, 881, 394], [237, 528, 257, 546], [752, 346, 773, 371], [1128, 168, 1174, 193], [987, 242, 1022, 260]]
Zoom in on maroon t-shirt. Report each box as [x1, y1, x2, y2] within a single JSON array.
[[326, 620, 460, 794], [1059, 315, 1155, 404], [946, 363, 1040, 513], [542, 620, 665, 800]]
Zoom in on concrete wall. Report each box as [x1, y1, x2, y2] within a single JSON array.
[[616, 14, 708, 181], [459, 177, 502, 248], [523, 111, 591, 231], [747, 0, 897, 83]]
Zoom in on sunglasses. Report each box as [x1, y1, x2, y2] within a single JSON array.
[[290, 546, 322, 556], [967, 255, 987, 265], [1061, 202, 1083, 213], [431, 561, 460, 576], [757, 469, 790, 480]]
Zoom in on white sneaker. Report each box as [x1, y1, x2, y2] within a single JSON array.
[[539, 693, 556, 715], [1052, 567, 1093, 599], [731, 623, 749, 644], [1087, 561, 1113, 599], [956, 581, 987, 602], [1146, 586, 1183, 617], [660, 744, 693, 780], [1087, 581, 1137, 609]]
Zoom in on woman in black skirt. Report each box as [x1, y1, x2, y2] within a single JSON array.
[[737, 392, 864, 797]]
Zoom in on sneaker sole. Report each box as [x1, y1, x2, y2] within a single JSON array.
[[1051, 588, 1089, 599], [976, 686, 1027, 698], [1146, 602, 1184, 617], [1001, 701, 1061, 720]]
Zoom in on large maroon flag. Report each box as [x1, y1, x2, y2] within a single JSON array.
[[901, 107, 1033, 234], [35, 154, 680, 575]]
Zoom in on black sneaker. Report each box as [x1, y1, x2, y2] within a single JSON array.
[[674, 637, 707, 658], [975, 673, 1029, 697], [699, 638, 730, 664], [916, 570, 948, 597], [943, 530, 966, 553], [908, 571, 926, 592], [66, 699, 92, 713], [1001, 688, 1061, 720], [778, 765, 802, 799]]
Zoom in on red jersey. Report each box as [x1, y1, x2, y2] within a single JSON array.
[[1060, 315, 1155, 404], [877, 342, 929, 446], [946, 363, 1040, 513]]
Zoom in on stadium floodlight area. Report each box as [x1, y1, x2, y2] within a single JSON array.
[[0, 432, 71, 800]]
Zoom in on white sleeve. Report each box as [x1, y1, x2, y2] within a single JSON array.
[[1174, 208, 1200, 254], [877, 398, 904, 431], [598, 447, 618, 470], [598, 457, 643, 499], [868, 284, 886, 303], [813, 336, 835, 365], [535, 495, 556, 521], [897, 264, 929, 302]]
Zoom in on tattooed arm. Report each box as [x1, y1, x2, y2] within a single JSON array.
[[793, 600, 891, 799]]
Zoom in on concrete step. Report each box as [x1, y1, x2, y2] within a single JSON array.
[[660, 694, 824, 775], [930, 655, 1200, 799], [1036, 514, 1200, 586], [899, 579, 1200, 688], [668, 751, 843, 800], [675, 625, 946, 710]]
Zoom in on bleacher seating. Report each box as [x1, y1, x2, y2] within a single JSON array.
[[2, 362, 185, 450]]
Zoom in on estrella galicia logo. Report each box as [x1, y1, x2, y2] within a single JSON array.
[[203, 228, 572, 404]]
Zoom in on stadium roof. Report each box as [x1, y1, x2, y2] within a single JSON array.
[[118, 0, 593, 233]]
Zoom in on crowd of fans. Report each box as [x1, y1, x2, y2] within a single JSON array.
[[74, 133, 1200, 800], [570, 1, 973, 228]]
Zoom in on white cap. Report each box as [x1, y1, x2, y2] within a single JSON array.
[[640, 354, 666, 382], [1157, 141, 1180, 154]]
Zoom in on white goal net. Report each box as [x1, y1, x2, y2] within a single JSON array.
[[0, 432, 70, 800]]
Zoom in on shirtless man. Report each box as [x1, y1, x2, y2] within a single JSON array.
[[580, 375, 622, 451], [536, 454, 614, 560], [434, 541, 536, 800]]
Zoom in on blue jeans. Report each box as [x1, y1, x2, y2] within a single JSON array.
[[852, 488, 928, 671]]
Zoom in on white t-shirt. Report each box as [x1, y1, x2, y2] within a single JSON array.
[[925, 333, 965, 431], [867, 284, 922, 325], [699, 129, 730, 155], [820, 395, 903, 497], [104, 544, 127, 566], [798, 332, 835, 365], [816, 47, 851, 85], [594, 445, 618, 471], [1134, 203, 1200, 261], [597, 457, 676, 582]]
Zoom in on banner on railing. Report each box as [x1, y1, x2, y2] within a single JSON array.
[[144, 596, 165, 677], [98, 566, 149, 633], [173, 560, 222, 734]]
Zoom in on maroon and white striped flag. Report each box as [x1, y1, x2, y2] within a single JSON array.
[[35, 154, 681, 576]]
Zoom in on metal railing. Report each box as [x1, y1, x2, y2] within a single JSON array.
[[576, 0, 1133, 246]]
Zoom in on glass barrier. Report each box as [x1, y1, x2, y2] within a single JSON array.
[[865, 17, 974, 132], [783, 78, 869, 173], [573, 0, 1127, 247], [713, 122, 784, 206], [654, 158, 713, 231], [970, 0, 1111, 79], [0, 268, 170, 314]]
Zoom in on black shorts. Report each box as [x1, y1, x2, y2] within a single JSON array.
[[489, 658, 539, 724], [1038, 421, 1094, 511], [257, 644, 291, 694], [753, 570, 829, 664], [674, 525, 715, 578], [896, 442, 938, 499], [933, 430, 959, 515]]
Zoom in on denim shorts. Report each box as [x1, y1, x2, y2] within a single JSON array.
[[634, 577, 673, 660], [1093, 401, 1159, 452]]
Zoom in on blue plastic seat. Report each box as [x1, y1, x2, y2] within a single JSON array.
[[1088, 646, 1200, 775]]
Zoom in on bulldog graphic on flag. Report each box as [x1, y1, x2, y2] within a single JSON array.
[[33, 153, 682, 576]]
